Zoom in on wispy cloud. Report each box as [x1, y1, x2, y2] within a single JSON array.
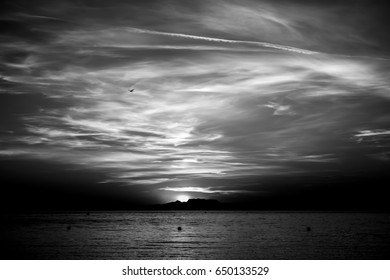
[[355, 129, 390, 137], [159, 186, 248, 194], [127, 27, 319, 54], [263, 102, 296, 116], [1, 0, 390, 203]]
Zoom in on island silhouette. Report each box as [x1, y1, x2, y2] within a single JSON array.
[[148, 198, 266, 211], [155, 198, 222, 210]]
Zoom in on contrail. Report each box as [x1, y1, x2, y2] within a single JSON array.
[[128, 27, 319, 55]]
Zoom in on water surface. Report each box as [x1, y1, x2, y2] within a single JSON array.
[[1, 211, 390, 259]]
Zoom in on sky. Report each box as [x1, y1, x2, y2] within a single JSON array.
[[1, 0, 389, 210]]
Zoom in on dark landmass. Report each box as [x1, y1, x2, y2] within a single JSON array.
[[149, 198, 286, 211], [152, 199, 223, 210]]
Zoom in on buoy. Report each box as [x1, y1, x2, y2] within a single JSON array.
[[306, 226, 311, 232], [178, 226, 182, 231]]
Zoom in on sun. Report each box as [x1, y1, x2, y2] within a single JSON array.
[[177, 194, 190, 202]]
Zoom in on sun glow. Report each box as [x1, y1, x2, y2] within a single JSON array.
[[177, 194, 190, 202]]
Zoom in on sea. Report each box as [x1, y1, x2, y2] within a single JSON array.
[[1, 211, 390, 259]]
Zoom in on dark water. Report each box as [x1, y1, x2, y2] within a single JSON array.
[[1, 211, 390, 259]]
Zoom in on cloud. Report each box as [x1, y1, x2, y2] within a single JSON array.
[[352, 129, 390, 146], [159, 186, 248, 194], [3, 45, 389, 191], [1, 0, 390, 204], [263, 102, 296, 116], [355, 129, 390, 137], [127, 27, 318, 54]]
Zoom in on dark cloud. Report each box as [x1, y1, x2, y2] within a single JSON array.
[[0, 0, 389, 210]]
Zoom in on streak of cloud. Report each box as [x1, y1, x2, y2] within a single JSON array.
[[355, 129, 390, 137], [159, 186, 249, 194], [127, 27, 319, 54]]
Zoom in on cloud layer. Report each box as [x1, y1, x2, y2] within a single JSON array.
[[1, 0, 390, 204]]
